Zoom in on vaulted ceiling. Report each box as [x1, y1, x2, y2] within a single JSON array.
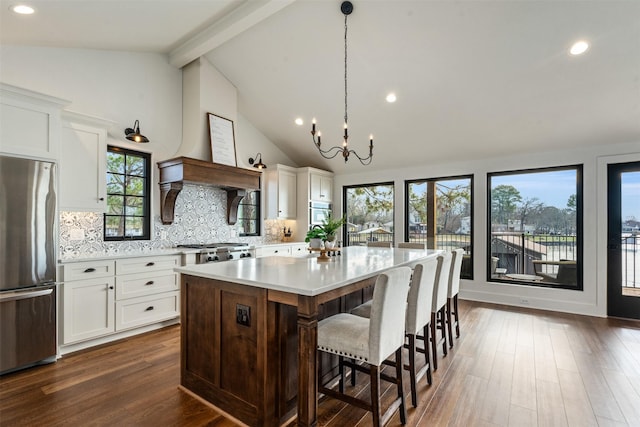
[[2, 0, 639, 173]]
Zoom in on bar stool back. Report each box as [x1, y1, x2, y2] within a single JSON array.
[[430, 252, 451, 370], [317, 266, 412, 426], [447, 248, 465, 347]]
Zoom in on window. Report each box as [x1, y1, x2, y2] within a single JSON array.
[[487, 165, 583, 289], [237, 190, 260, 236], [405, 175, 473, 279], [344, 183, 394, 246], [104, 146, 151, 240]]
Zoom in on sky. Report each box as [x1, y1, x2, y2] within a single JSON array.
[[622, 171, 640, 221], [491, 169, 639, 221]]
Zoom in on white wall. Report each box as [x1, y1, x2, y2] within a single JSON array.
[[333, 141, 640, 317], [0, 45, 295, 251]]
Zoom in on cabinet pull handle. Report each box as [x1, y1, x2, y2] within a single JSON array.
[[146, 262, 155, 267], [145, 306, 154, 311], [145, 281, 154, 286], [84, 268, 96, 273]]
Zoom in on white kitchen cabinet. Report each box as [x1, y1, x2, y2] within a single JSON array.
[[290, 243, 309, 257], [294, 167, 335, 242], [265, 164, 297, 219], [256, 243, 309, 258], [59, 111, 114, 212], [61, 260, 116, 344], [0, 83, 69, 160], [61, 254, 180, 347], [310, 172, 333, 202]]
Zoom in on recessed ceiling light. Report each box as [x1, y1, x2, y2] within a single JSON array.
[[295, 118, 304, 126], [386, 93, 397, 103], [570, 40, 589, 56], [11, 4, 35, 14]]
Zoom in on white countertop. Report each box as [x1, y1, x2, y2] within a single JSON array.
[[174, 246, 441, 296], [58, 248, 197, 264]]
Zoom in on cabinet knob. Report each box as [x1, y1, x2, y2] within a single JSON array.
[[274, 250, 278, 253], [99, 197, 105, 201], [146, 262, 155, 267], [145, 306, 154, 311], [84, 268, 96, 273], [145, 281, 154, 286], [109, 286, 114, 290]]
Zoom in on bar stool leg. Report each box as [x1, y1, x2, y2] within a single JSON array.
[[447, 298, 454, 348]]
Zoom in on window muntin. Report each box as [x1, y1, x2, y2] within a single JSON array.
[[487, 165, 582, 289], [343, 183, 394, 246], [405, 175, 473, 279], [104, 146, 151, 240], [237, 190, 260, 236]]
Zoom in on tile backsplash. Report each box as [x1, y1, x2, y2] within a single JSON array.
[[59, 184, 293, 259]]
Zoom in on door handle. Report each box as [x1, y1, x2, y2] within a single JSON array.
[[0, 288, 53, 302]]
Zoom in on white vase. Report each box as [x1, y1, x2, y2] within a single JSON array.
[[324, 239, 336, 249], [309, 238, 324, 249]]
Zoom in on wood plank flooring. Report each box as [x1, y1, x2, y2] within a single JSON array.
[[1, 300, 639, 426]]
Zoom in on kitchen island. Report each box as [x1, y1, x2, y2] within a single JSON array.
[[175, 246, 440, 427]]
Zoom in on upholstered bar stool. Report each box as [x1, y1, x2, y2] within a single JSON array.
[[397, 242, 426, 249], [317, 266, 412, 427], [349, 258, 440, 407], [430, 252, 451, 371], [367, 241, 393, 248], [404, 257, 439, 406], [447, 248, 465, 347]]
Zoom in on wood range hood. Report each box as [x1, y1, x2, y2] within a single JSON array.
[[157, 156, 261, 225]]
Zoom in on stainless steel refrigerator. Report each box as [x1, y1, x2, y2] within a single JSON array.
[[0, 155, 58, 374]]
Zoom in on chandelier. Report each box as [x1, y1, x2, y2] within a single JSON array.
[[310, 1, 373, 165]]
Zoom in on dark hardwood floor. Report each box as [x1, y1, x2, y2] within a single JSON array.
[[1, 300, 639, 426]]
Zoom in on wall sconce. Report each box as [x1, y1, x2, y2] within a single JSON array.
[[124, 120, 149, 143], [248, 153, 267, 169]]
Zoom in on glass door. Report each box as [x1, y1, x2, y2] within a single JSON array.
[[607, 161, 640, 319]]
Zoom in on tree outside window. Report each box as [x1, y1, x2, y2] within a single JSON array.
[[488, 166, 582, 290], [406, 176, 473, 279], [104, 146, 150, 240], [344, 183, 394, 246]]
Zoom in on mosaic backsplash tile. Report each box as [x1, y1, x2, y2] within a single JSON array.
[[59, 184, 289, 259]]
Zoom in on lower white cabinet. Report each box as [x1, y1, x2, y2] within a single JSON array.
[[62, 275, 115, 344], [61, 255, 180, 346], [256, 243, 309, 258]]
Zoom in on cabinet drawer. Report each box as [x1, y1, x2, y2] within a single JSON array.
[[257, 246, 291, 257], [62, 260, 115, 281], [115, 292, 179, 331], [115, 271, 179, 300], [115, 255, 180, 275], [290, 244, 309, 257]]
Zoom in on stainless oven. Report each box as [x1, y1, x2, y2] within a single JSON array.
[[309, 201, 332, 227]]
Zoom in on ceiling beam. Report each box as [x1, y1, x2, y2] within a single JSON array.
[[169, 0, 296, 69]]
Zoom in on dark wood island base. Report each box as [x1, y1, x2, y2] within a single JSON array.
[[180, 274, 375, 426]]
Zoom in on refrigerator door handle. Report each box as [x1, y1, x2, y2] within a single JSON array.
[[0, 288, 53, 302]]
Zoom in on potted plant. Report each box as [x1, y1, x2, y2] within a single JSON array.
[[305, 225, 326, 248], [321, 213, 346, 248]]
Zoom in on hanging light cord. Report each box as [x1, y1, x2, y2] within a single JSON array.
[[310, 1, 373, 165]]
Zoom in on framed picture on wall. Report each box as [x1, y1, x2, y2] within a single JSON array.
[[208, 113, 237, 166]]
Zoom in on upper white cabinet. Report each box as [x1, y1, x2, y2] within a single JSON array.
[[265, 164, 297, 219], [59, 111, 114, 212], [0, 83, 69, 160], [310, 172, 333, 202], [294, 167, 334, 242]]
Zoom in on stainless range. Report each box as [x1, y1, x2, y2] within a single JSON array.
[[177, 243, 255, 264]]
